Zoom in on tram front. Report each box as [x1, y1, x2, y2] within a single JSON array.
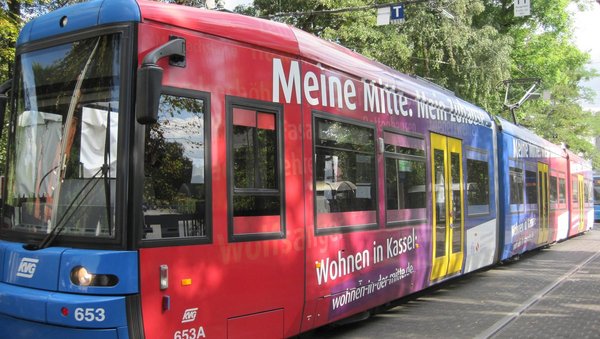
[[0, 1, 141, 338]]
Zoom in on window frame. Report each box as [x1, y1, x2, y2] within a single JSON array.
[[572, 175, 580, 206], [524, 162, 538, 211], [549, 173, 558, 210], [2, 25, 136, 250], [509, 159, 525, 214], [312, 111, 378, 235], [584, 179, 593, 206], [140, 87, 212, 248], [382, 128, 427, 227], [549, 170, 567, 210], [558, 176, 567, 206], [594, 178, 600, 205], [226, 96, 285, 243], [465, 147, 491, 217]]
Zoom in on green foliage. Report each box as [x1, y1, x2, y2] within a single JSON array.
[[145, 124, 194, 208], [0, 12, 18, 84], [1, 0, 598, 168], [238, 0, 599, 169]]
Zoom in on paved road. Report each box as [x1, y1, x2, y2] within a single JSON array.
[[305, 224, 600, 338]]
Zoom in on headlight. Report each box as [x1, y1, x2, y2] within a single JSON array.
[[71, 266, 93, 286], [70, 266, 118, 287]]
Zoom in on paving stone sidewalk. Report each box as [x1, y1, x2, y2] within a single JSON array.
[[310, 226, 600, 339]]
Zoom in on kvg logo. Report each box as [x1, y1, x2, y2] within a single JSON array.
[[16, 257, 39, 278], [182, 307, 198, 323]]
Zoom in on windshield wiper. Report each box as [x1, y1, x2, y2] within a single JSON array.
[[27, 104, 115, 250], [25, 167, 105, 250], [49, 37, 101, 228], [29, 118, 114, 250], [104, 104, 113, 236]]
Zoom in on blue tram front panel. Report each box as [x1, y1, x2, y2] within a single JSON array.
[[0, 241, 138, 338]]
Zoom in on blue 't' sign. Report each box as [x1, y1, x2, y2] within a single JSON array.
[[390, 4, 404, 22]]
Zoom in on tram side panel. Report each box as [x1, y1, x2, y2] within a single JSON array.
[[548, 151, 570, 242], [566, 151, 594, 237], [497, 127, 530, 260], [455, 119, 498, 275], [584, 169, 595, 230], [296, 60, 433, 329], [290, 54, 498, 328], [595, 176, 600, 222], [496, 120, 550, 259], [496, 117, 574, 260], [136, 22, 306, 339]]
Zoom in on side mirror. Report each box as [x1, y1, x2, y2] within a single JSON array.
[[0, 176, 4, 201], [135, 38, 186, 125], [0, 79, 11, 136], [0, 96, 6, 128], [135, 65, 163, 124], [0, 79, 10, 202]]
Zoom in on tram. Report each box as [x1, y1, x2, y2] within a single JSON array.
[[0, 0, 593, 338], [595, 175, 600, 221]]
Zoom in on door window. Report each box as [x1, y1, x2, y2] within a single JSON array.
[[143, 92, 208, 242], [228, 100, 284, 241]]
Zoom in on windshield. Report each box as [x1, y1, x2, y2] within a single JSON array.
[[2, 34, 121, 239]]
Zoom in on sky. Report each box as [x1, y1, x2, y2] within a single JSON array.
[[570, 2, 600, 112], [223, 0, 251, 10], [223, 0, 600, 112]]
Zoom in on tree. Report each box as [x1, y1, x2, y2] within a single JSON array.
[[244, 0, 513, 110], [237, 0, 599, 168], [2, 0, 598, 167]]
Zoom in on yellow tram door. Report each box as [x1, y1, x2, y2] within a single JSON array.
[[537, 163, 549, 244], [578, 175, 585, 232], [430, 133, 464, 281]]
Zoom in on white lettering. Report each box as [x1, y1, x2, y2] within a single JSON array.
[[399, 93, 411, 116], [315, 249, 371, 285], [303, 71, 319, 105], [343, 79, 356, 110], [328, 75, 343, 108], [364, 81, 381, 113], [174, 327, 206, 339], [320, 73, 328, 106], [74, 308, 106, 322], [16, 257, 39, 278], [386, 228, 418, 259], [272, 59, 301, 104], [271, 58, 487, 126]]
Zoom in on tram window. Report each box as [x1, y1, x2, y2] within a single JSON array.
[[594, 180, 600, 202], [558, 178, 566, 204], [466, 158, 489, 215], [509, 167, 524, 205], [525, 170, 538, 205], [572, 177, 579, 204], [584, 181, 591, 204], [229, 102, 283, 240], [143, 93, 208, 241], [549, 175, 558, 205], [383, 131, 426, 226], [314, 116, 376, 230]]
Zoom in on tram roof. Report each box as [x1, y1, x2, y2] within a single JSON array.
[[138, 1, 492, 124], [496, 116, 565, 157], [17, 0, 141, 46], [565, 148, 593, 168], [17, 0, 492, 125]]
